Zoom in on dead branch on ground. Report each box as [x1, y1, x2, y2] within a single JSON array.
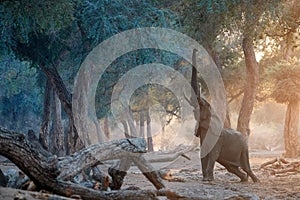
[[260, 157, 300, 176]]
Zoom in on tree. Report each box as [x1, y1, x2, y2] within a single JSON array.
[[0, 56, 42, 132], [258, 0, 300, 157], [0, 1, 192, 198], [276, 0, 300, 157], [129, 84, 180, 151], [0, 0, 181, 154], [271, 59, 300, 157], [0, 0, 81, 154], [176, 0, 282, 136]]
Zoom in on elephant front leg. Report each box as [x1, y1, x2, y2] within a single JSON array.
[[201, 156, 209, 181], [201, 155, 215, 181]]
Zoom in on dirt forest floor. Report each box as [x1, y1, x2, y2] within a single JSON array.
[[121, 149, 300, 199], [1, 149, 300, 200]]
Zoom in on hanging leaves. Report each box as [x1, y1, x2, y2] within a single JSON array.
[[271, 58, 300, 104]]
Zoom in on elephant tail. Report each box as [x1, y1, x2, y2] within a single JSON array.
[[241, 148, 251, 170], [241, 148, 260, 182]]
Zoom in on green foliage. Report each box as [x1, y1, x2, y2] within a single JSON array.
[[1, 0, 183, 128], [0, 59, 36, 97], [173, 0, 284, 105], [0, 0, 74, 51], [73, 0, 182, 119], [130, 84, 178, 111], [3, 0, 292, 133], [269, 58, 300, 104], [0, 54, 43, 131], [76, 0, 180, 47], [96, 49, 182, 119]]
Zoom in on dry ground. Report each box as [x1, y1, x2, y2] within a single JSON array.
[[122, 150, 300, 199], [1, 149, 300, 199]]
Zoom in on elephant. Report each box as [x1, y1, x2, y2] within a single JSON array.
[[199, 128, 259, 182], [190, 48, 259, 182], [193, 96, 259, 182]]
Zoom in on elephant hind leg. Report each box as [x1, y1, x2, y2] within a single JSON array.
[[242, 168, 259, 182], [240, 150, 260, 182], [220, 162, 248, 182]]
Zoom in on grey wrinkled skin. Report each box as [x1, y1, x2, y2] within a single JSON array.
[[200, 128, 259, 182]]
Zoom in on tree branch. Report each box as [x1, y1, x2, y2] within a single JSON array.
[[0, 127, 168, 199]]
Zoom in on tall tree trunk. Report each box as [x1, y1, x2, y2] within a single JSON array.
[[39, 64, 83, 154], [39, 64, 72, 117], [127, 108, 138, 137], [39, 80, 52, 150], [161, 125, 166, 151], [140, 111, 145, 138], [237, 37, 259, 137], [49, 92, 65, 156], [146, 109, 154, 152], [284, 102, 299, 158], [224, 102, 231, 129], [121, 120, 130, 138], [280, 1, 300, 157], [103, 116, 110, 139]]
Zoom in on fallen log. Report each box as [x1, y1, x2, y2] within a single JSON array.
[[0, 169, 7, 187], [158, 170, 185, 182], [143, 144, 195, 162], [57, 138, 147, 180], [0, 127, 166, 199], [260, 157, 300, 176], [108, 156, 165, 190], [273, 167, 300, 175], [260, 158, 278, 169]]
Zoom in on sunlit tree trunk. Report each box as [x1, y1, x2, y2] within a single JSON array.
[[103, 116, 110, 139], [161, 124, 166, 151], [140, 111, 145, 138], [283, 101, 299, 157], [128, 108, 138, 137], [224, 102, 231, 129], [121, 120, 130, 138], [237, 37, 259, 137], [281, 0, 300, 157], [146, 108, 154, 152]]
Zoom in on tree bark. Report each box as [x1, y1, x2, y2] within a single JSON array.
[[103, 116, 110, 139], [49, 91, 65, 156], [237, 37, 259, 137], [39, 64, 72, 118], [280, 1, 300, 157], [146, 109, 154, 152], [283, 101, 299, 158], [121, 120, 131, 138], [224, 102, 231, 129], [143, 144, 196, 163], [39, 64, 82, 154], [0, 127, 167, 199], [39, 80, 52, 150], [128, 108, 138, 137], [140, 111, 145, 138]]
